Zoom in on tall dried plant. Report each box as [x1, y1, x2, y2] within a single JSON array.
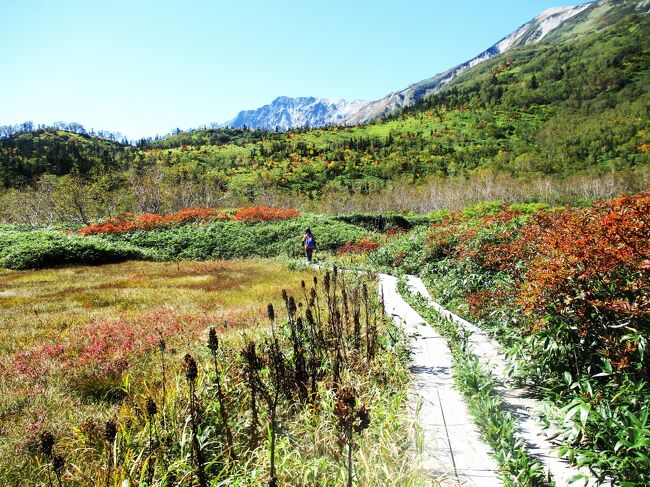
[[184, 354, 207, 487], [207, 327, 233, 458], [241, 342, 263, 447], [335, 388, 371, 487], [104, 419, 117, 487], [146, 397, 158, 484]]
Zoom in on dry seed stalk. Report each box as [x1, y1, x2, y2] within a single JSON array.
[[104, 419, 117, 487], [39, 431, 55, 487], [208, 327, 234, 458], [146, 397, 157, 484], [184, 354, 207, 487], [266, 337, 286, 487], [157, 334, 167, 416], [241, 342, 263, 446], [335, 387, 371, 487]]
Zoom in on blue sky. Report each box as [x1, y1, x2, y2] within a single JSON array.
[[0, 0, 585, 139]]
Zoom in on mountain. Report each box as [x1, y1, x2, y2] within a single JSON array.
[[223, 96, 368, 131], [2, 0, 648, 220], [342, 2, 594, 125], [222, 0, 642, 130]]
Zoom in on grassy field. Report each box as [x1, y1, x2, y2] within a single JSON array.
[[0, 259, 419, 485], [0, 259, 310, 355], [0, 260, 309, 481]]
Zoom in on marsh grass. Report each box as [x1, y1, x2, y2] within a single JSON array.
[[1, 261, 422, 485], [0, 259, 313, 483]]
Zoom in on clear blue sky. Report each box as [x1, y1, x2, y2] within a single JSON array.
[[0, 0, 585, 140]]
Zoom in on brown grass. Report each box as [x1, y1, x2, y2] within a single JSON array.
[[0, 258, 313, 480], [0, 259, 308, 354]]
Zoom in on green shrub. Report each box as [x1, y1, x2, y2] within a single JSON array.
[[508, 202, 550, 214], [369, 227, 428, 274], [0, 230, 150, 270], [427, 209, 452, 223], [461, 200, 506, 218], [99, 215, 369, 261], [333, 213, 430, 231], [0, 215, 369, 269]]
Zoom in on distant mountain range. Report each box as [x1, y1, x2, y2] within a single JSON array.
[[224, 96, 368, 131], [222, 0, 644, 130]]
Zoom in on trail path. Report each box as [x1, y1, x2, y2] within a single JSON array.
[[378, 273, 501, 486], [404, 275, 603, 487]]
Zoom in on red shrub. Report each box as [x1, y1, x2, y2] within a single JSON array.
[[79, 207, 228, 235], [424, 193, 649, 372], [173, 207, 227, 223], [519, 196, 649, 311], [79, 206, 299, 234], [337, 238, 380, 256], [466, 287, 513, 320], [385, 227, 407, 237], [424, 212, 469, 260], [509, 193, 650, 369], [231, 205, 300, 222], [460, 210, 526, 273]]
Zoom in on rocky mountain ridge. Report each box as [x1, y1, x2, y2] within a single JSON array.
[[224, 96, 367, 131], [223, 0, 640, 130]]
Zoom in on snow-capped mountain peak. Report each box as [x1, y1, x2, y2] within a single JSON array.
[[529, 3, 592, 42], [224, 96, 368, 131], [221, 0, 633, 131]]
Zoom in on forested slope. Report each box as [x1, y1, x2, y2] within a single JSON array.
[[1, 4, 648, 221]]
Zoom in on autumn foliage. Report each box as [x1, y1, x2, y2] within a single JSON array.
[[516, 193, 649, 370], [337, 238, 380, 256], [231, 205, 300, 222], [78, 207, 228, 235], [79, 206, 300, 235], [428, 192, 650, 374]]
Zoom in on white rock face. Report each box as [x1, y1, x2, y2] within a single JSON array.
[[528, 4, 591, 42], [224, 96, 368, 131], [222, 1, 603, 130]]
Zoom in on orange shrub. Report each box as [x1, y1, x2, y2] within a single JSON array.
[[79, 207, 227, 235], [231, 206, 300, 222], [337, 238, 380, 256], [455, 192, 649, 372], [385, 227, 407, 237]]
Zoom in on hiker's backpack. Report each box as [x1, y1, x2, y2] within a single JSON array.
[[306, 235, 315, 248]]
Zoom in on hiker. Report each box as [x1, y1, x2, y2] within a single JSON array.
[[302, 228, 317, 263], [374, 214, 385, 232]]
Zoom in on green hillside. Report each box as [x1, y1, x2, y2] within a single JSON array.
[[0, 128, 132, 186], [1, 1, 649, 222]]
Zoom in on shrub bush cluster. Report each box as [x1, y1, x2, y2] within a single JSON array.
[[0, 229, 150, 270], [78, 205, 301, 236], [372, 192, 650, 483], [433, 194, 650, 382], [103, 215, 368, 261], [231, 205, 300, 222], [333, 213, 429, 231], [1, 214, 369, 269], [78, 207, 229, 235], [336, 238, 381, 256]]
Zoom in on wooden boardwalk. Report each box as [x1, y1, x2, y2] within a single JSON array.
[[405, 275, 603, 487], [379, 273, 502, 486]]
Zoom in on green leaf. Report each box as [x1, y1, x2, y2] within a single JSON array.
[[579, 403, 591, 428]]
